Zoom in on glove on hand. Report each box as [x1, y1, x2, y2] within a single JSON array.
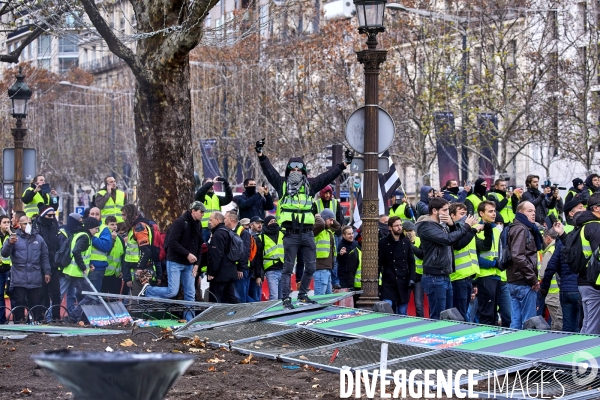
[[255, 138, 265, 154], [344, 149, 354, 164]]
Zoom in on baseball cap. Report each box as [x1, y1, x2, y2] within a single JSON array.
[[189, 201, 207, 212], [250, 216, 264, 223]]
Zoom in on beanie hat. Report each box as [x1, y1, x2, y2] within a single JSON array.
[[320, 208, 335, 221], [320, 185, 333, 197], [69, 212, 83, 222], [83, 217, 101, 230], [402, 221, 415, 231], [495, 213, 505, 224], [264, 215, 277, 225], [572, 178, 584, 187], [38, 203, 54, 217]]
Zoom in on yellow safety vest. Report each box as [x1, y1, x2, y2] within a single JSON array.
[[96, 189, 125, 223], [315, 228, 334, 259], [62, 232, 91, 278], [564, 224, 574, 234], [277, 181, 314, 225], [1, 234, 11, 266], [413, 237, 423, 275], [466, 194, 483, 214], [476, 226, 501, 278], [314, 198, 338, 215], [124, 224, 152, 263], [262, 232, 284, 270], [450, 236, 480, 281], [389, 204, 412, 223], [22, 188, 48, 218], [487, 192, 515, 223], [202, 193, 220, 229], [542, 244, 559, 294], [354, 248, 381, 289], [105, 235, 124, 277], [90, 224, 109, 263]]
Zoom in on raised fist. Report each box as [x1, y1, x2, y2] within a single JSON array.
[[344, 149, 354, 164], [255, 138, 265, 154]]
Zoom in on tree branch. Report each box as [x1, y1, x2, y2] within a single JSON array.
[[79, 0, 151, 86]]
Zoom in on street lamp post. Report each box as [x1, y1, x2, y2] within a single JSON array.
[[354, 0, 387, 308], [8, 68, 32, 212]]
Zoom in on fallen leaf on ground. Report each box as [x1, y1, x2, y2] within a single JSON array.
[[66, 345, 74, 349], [207, 357, 226, 363], [312, 384, 320, 388], [119, 339, 137, 347], [9, 348, 15, 352], [298, 355, 308, 360], [161, 327, 172, 333], [105, 347, 114, 352], [182, 336, 205, 348], [102, 339, 106, 343], [172, 350, 183, 353], [21, 388, 32, 394], [145, 349, 152, 353], [240, 354, 253, 364], [281, 344, 290, 348], [188, 348, 205, 353], [312, 377, 320, 381], [78, 321, 85, 326], [208, 366, 216, 372]]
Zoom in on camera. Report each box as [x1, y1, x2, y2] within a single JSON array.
[[542, 181, 566, 192]]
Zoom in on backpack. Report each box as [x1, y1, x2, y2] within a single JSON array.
[[561, 226, 588, 274], [236, 226, 257, 262], [55, 235, 74, 268], [497, 224, 513, 272], [147, 221, 166, 263], [219, 227, 245, 263], [587, 247, 600, 285]]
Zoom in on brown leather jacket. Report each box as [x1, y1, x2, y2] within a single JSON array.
[[506, 219, 538, 286]]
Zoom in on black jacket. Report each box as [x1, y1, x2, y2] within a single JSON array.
[[578, 210, 600, 288], [207, 222, 238, 282], [337, 238, 359, 289], [378, 233, 416, 304], [194, 181, 233, 206], [234, 190, 274, 220], [414, 215, 472, 275], [521, 187, 557, 225], [166, 211, 204, 266], [33, 216, 61, 271]]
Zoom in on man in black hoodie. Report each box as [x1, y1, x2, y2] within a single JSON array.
[[207, 211, 239, 304], [338, 225, 360, 289], [565, 178, 584, 204], [465, 178, 488, 216], [580, 174, 600, 203], [142, 201, 205, 320], [255, 138, 352, 309], [577, 192, 600, 334], [521, 174, 557, 225]]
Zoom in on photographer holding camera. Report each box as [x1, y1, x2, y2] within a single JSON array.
[[521, 175, 558, 225], [22, 175, 59, 218], [234, 178, 275, 221]]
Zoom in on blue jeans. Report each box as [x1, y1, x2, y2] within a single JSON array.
[[422, 274, 452, 320], [145, 261, 196, 321], [60, 275, 80, 321], [0, 270, 11, 323], [233, 268, 251, 303], [498, 281, 512, 328], [88, 267, 106, 292], [265, 270, 283, 300], [60, 275, 96, 322], [313, 269, 332, 295], [508, 283, 537, 330], [560, 291, 581, 333], [451, 278, 472, 321], [202, 228, 211, 244], [413, 280, 424, 317], [248, 279, 261, 302], [382, 299, 408, 315], [332, 235, 340, 286], [468, 297, 478, 323]]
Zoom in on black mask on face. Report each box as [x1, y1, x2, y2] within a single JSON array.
[[448, 187, 459, 195], [475, 184, 487, 196], [246, 186, 256, 196]]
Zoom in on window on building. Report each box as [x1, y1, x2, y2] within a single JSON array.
[[579, 2, 588, 33], [506, 40, 517, 79], [472, 47, 482, 83], [579, 46, 587, 82], [547, 10, 558, 40], [38, 35, 51, 56], [59, 34, 78, 53], [7, 44, 12, 53], [38, 59, 50, 70], [59, 57, 78, 73]]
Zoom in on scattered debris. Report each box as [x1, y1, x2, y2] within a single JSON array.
[[240, 354, 253, 364], [298, 355, 308, 360], [105, 346, 114, 352], [188, 348, 205, 353], [119, 339, 136, 347], [208, 366, 216, 372], [172, 349, 183, 353], [66, 345, 74, 349], [20, 388, 32, 395], [207, 354, 226, 363], [182, 336, 205, 348], [283, 365, 300, 370], [312, 384, 320, 388]]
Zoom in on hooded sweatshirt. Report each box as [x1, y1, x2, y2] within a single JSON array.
[[583, 174, 599, 199], [415, 186, 433, 219], [466, 178, 487, 216]]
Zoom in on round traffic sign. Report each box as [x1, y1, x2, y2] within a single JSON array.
[[345, 106, 395, 154]]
